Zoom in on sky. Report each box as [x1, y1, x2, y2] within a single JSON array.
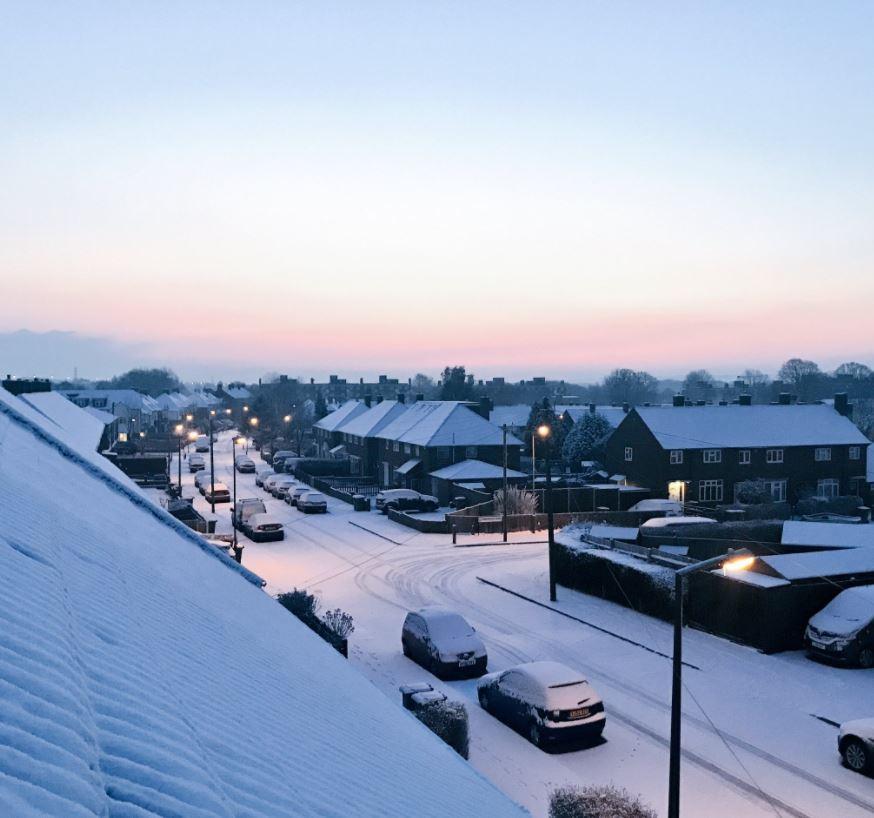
[[2, 2, 873, 383]]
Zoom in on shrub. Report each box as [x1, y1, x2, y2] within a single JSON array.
[[413, 699, 470, 759], [734, 479, 772, 504], [322, 608, 355, 640], [494, 485, 538, 515], [549, 784, 657, 818], [796, 495, 864, 518], [276, 588, 320, 620]]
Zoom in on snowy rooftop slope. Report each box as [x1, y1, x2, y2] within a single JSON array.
[[558, 405, 627, 428], [758, 548, 874, 581], [632, 404, 869, 449], [60, 388, 161, 413], [0, 394, 525, 818], [489, 404, 531, 428], [313, 399, 367, 432], [338, 399, 407, 438], [781, 520, 874, 550], [378, 401, 522, 447], [429, 459, 527, 480], [18, 391, 107, 454], [82, 406, 115, 427]]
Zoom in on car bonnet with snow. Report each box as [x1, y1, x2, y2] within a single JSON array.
[[808, 587, 874, 638], [422, 609, 486, 659], [248, 513, 283, 532]]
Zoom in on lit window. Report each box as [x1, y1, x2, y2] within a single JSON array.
[[766, 449, 783, 464], [670, 450, 683, 465], [703, 449, 722, 463]]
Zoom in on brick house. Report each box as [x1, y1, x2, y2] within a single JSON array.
[[336, 398, 409, 477], [605, 396, 869, 505], [312, 399, 368, 457]]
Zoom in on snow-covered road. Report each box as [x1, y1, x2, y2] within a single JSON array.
[[168, 433, 874, 818]]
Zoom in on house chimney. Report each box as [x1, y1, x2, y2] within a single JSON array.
[[416, 393, 424, 402], [672, 394, 685, 407], [834, 392, 851, 418], [364, 394, 372, 408], [622, 402, 630, 413], [779, 392, 791, 405], [397, 393, 405, 404], [738, 394, 752, 406], [376, 395, 383, 404]]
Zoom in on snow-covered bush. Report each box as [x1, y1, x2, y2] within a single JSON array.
[[561, 413, 614, 466], [549, 784, 656, 818], [322, 608, 355, 640], [796, 494, 864, 518], [493, 485, 538, 515], [734, 479, 772, 505], [413, 699, 470, 759], [276, 588, 320, 619]]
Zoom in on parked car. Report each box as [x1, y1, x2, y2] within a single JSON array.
[[272, 451, 297, 473], [805, 586, 874, 668], [232, 498, 266, 531], [255, 467, 275, 487], [204, 482, 231, 504], [235, 455, 256, 473], [477, 661, 605, 749], [188, 453, 205, 473], [246, 512, 285, 542], [195, 435, 210, 453], [839, 719, 874, 775], [375, 489, 440, 513], [262, 474, 283, 493], [270, 476, 297, 499], [402, 607, 487, 679], [288, 485, 310, 506], [298, 491, 328, 513], [194, 471, 213, 494]]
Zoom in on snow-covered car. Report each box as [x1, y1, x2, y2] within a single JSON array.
[[262, 474, 283, 493], [402, 608, 487, 679], [195, 435, 210, 453], [287, 485, 310, 506], [235, 455, 256, 473], [297, 492, 328, 513], [246, 513, 285, 543], [188, 453, 205, 473], [839, 718, 874, 775], [271, 450, 297, 471], [477, 661, 605, 749], [194, 471, 213, 494], [805, 586, 874, 668], [270, 476, 296, 499], [255, 467, 275, 487], [639, 516, 717, 529], [375, 489, 439, 513], [204, 482, 231, 504], [233, 498, 267, 531], [628, 498, 683, 515]]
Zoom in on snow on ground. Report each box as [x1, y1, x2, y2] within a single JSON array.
[[0, 395, 526, 818], [173, 434, 874, 818]]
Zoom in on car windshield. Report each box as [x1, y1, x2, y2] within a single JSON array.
[[428, 614, 474, 640]]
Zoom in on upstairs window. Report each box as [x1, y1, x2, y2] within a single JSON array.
[[624, 447, 633, 462], [849, 446, 861, 460], [814, 447, 831, 462], [766, 449, 784, 464], [738, 450, 751, 465], [703, 449, 722, 464], [670, 450, 683, 465]]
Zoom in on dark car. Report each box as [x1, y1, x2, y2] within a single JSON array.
[[204, 482, 231, 504], [375, 489, 440, 514], [401, 607, 487, 679], [234, 455, 256, 473], [477, 661, 605, 750], [805, 587, 874, 668], [839, 719, 874, 775]]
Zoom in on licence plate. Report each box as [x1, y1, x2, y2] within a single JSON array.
[[809, 640, 826, 650], [568, 708, 590, 719], [458, 658, 476, 667]]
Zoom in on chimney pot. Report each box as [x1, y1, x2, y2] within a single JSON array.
[[672, 394, 685, 407], [397, 393, 405, 404]]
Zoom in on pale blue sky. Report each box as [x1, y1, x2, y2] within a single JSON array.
[[2, 2, 873, 380]]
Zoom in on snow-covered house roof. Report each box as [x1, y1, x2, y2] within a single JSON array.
[[377, 401, 522, 448], [339, 399, 408, 438], [429, 459, 527, 481], [757, 548, 874, 581], [489, 404, 531, 429], [60, 389, 162, 414], [629, 404, 869, 449], [188, 390, 222, 408], [781, 521, 874, 550], [17, 391, 108, 455], [225, 386, 252, 399], [83, 405, 116, 426], [314, 399, 367, 432], [0, 388, 526, 818], [557, 404, 628, 429]]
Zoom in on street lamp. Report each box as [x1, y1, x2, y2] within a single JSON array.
[[537, 424, 557, 602], [231, 435, 241, 556], [501, 424, 509, 543], [208, 409, 216, 513], [668, 549, 755, 818], [174, 423, 184, 493]]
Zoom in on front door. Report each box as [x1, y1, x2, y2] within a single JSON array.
[[668, 481, 685, 503]]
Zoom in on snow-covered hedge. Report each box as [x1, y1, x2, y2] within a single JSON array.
[[413, 699, 470, 759], [549, 784, 656, 818]]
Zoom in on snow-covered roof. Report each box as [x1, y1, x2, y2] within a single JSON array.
[[583, 524, 640, 542], [377, 401, 522, 448], [18, 391, 108, 454], [514, 660, 585, 688], [630, 404, 869, 449], [557, 405, 627, 428], [0, 387, 526, 818], [640, 516, 716, 528], [83, 405, 116, 426], [429, 459, 527, 481], [758, 548, 874, 581], [489, 404, 531, 429], [61, 388, 161, 413], [340, 399, 408, 438], [225, 386, 251, 399], [395, 458, 422, 475], [314, 399, 367, 432], [781, 521, 874, 550]]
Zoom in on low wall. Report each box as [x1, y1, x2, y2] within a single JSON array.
[[387, 508, 450, 533]]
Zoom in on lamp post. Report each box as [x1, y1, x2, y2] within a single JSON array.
[[537, 424, 557, 601], [174, 423, 184, 493], [231, 435, 240, 553], [248, 416, 259, 454], [668, 550, 755, 818], [501, 424, 509, 543], [208, 409, 216, 513]]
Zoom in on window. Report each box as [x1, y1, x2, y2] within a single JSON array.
[[393, 441, 400, 452], [404, 444, 411, 454], [698, 479, 724, 502], [738, 450, 751, 465], [703, 449, 722, 463], [465, 446, 478, 459], [766, 449, 783, 464], [816, 478, 840, 499], [814, 447, 831, 462], [670, 450, 683, 465], [849, 446, 861, 460], [766, 480, 787, 502], [624, 447, 633, 462]]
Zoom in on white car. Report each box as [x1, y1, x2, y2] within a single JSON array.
[[288, 485, 310, 506], [839, 719, 874, 775], [270, 476, 297, 499], [195, 435, 210, 453], [262, 474, 284, 493], [246, 512, 285, 542], [188, 453, 205, 473], [194, 471, 213, 494], [401, 607, 487, 678], [255, 467, 275, 487], [477, 661, 605, 749], [297, 491, 328, 513]]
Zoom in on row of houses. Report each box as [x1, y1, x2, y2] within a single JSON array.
[[314, 397, 526, 501]]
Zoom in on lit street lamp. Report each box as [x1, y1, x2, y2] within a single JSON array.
[[231, 435, 241, 557], [208, 409, 216, 513], [501, 424, 508, 543], [537, 423, 557, 602], [668, 549, 755, 818], [174, 423, 184, 493]]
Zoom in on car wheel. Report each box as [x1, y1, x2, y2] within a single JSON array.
[[843, 738, 870, 773], [478, 689, 490, 711], [528, 721, 542, 748], [858, 647, 874, 669]]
